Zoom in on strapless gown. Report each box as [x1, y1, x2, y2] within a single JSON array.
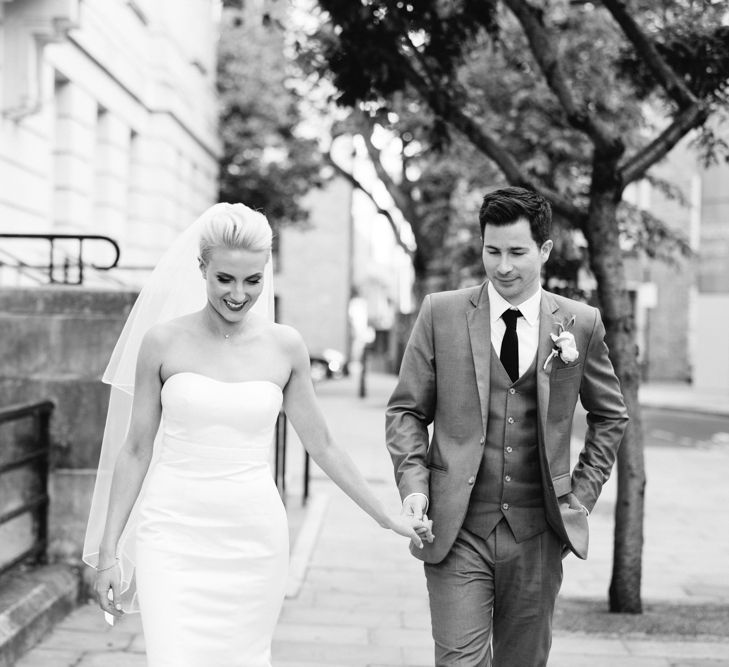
[[135, 372, 288, 667]]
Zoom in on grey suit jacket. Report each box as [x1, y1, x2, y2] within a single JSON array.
[[386, 282, 628, 562]]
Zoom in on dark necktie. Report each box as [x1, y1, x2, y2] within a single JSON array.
[[500, 309, 522, 383]]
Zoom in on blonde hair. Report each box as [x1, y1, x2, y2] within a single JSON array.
[[198, 203, 272, 264]]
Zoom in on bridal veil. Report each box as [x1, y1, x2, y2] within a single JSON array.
[[82, 203, 274, 610]]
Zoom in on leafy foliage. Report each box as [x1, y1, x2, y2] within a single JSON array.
[[616, 6, 729, 104], [305, 0, 729, 298], [618, 201, 692, 265], [316, 0, 498, 107], [218, 6, 324, 227]]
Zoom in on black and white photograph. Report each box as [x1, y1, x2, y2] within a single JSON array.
[[1, 1, 728, 666]]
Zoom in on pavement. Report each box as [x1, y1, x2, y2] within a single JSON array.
[[638, 382, 729, 418], [13, 374, 729, 666]]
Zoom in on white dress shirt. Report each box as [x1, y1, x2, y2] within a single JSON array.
[[488, 282, 541, 377]]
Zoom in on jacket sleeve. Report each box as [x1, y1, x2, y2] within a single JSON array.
[[572, 308, 629, 511], [385, 295, 436, 502]]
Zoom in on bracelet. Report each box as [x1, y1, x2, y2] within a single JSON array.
[[96, 558, 120, 573]]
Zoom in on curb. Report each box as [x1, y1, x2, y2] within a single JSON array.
[[0, 564, 79, 667], [639, 399, 729, 419], [286, 493, 329, 599]]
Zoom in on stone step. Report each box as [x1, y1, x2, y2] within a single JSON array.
[[0, 564, 79, 667]]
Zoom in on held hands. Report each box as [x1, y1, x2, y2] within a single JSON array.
[[387, 513, 434, 549], [94, 559, 124, 620], [397, 494, 435, 548]]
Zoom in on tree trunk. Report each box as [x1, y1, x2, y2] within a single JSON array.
[[412, 252, 451, 306], [583, 161, 645, 613], [389, 260, 451, 373]]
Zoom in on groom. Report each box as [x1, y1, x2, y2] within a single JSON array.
[[386, 187, 628, 666]]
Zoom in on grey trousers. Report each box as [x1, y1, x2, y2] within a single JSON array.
[[424, 521, 563, 667]]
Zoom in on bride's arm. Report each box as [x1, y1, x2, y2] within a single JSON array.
[[94, 328, 165, 615], [278, 326, 428, 547]]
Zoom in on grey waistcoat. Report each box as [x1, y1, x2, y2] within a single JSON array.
[[462, 345, 548, 542]]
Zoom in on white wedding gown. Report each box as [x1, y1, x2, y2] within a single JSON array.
[[134, 372, 289, 667]]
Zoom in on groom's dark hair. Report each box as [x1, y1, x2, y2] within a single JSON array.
[[479, 187, 552, 246]]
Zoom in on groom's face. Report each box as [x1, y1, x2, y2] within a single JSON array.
[[482, 217, 552, 306]]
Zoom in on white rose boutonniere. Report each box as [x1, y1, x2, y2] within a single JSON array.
[[543, 315, 579, 371]]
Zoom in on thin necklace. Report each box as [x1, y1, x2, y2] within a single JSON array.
[[204, 310, 244, 340], [221, 327, 243, 340]]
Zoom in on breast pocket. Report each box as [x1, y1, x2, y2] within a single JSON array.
[[551, 363, 583, 383]]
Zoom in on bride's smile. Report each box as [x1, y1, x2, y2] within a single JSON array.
[[200, 246, 268, 328]]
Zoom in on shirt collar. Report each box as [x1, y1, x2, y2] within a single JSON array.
[[488, 281, 541, 327]]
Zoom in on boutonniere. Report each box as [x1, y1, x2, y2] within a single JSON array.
[[543, 314, 579, 371]]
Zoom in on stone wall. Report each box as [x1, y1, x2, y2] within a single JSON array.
[[0, 287, 136, 561]]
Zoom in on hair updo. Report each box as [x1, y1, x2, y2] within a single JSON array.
[[198, 203, 273, 264]]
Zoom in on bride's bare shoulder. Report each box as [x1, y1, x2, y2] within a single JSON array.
[[270, 322, 307, 356], [143, 313, 200, 347]]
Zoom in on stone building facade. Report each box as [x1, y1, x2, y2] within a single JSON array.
[[0, 0, 222, 565], [275, 176, 355, 357], [622, 131, 729, 391], [0, 0, 221, 284]]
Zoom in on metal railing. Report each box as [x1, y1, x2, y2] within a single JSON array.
[[273, 412, 311, 505], [0, 400, 54, 576], [0, 246, 47, 285], [0, 233, 120, 285]]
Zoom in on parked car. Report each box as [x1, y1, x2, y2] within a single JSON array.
[[309, 348, 348, 382]]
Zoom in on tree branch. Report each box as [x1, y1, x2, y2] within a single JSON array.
[[394, 47, 587, 224], [502, 0, 619, 156], [601, 0, 698, 109], [357, 113, 420, 223], [326, 150, 414, 258], [619, 103, 709, 185]]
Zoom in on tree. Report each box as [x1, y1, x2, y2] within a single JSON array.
[[325, 105, 503, 302], [305, 0, 729, 612], [218, 2, 324, 229]]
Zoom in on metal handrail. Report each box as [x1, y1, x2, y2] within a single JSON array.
[[274, 412, 288, 498], [273, 412, 311, 505], [0, 246, 47, 285], [0, 233, 120, 285], [0, 400, 54, 576]]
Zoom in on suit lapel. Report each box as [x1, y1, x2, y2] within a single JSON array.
[[466, 283, 491, 433], [537, 291, 560, 444]]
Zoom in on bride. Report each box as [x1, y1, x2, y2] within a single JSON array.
[[83, 203, 431, 667]]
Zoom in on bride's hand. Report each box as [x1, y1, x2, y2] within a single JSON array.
[[387, 514, 434, 549], [416, 513, 435, 543], [94, 561, 124, 618]]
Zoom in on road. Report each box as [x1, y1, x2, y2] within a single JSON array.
[[572, 404, 729, 448]]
